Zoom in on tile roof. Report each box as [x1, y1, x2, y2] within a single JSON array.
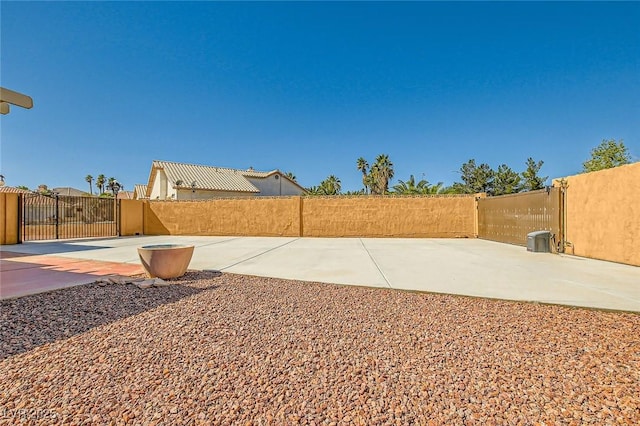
[[150, 160, 263, 193], [52, 187, 87, 197], [117, 191, 134, 200], [0, 186, 31, 194], [134, 184, 148, 199]]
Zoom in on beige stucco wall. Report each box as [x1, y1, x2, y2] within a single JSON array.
[[143, 197, 301, 237], [120, 199, 144, 236], [149, 169, 164, 199], [560, 162, 640, 266], [302, 196, 477, 238], [0, 193, 20, 244], [246, 175, 305, 196], [175, 189, 256, 200], [140, 195, 477, 238]]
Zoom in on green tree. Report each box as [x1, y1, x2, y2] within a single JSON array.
[[392, 175, 430, 194], [370, 154, 394, 194], [284, 172, 297, 182], [85, 174, 94, 195], [37, 184, 51, 195], [356, 157, 370, 194], [493, 164, 522, 195], [582, 139, 631, 172], [455, 159, 494, 194], [306, 176, 342, 196], [96, 174, 106, 194], [521, 157, 547, 191], [306, 185, 323, 195], [106, 177, 122, 196], [320, 175, 341, 195], [424, 181, 445, 194], [16, 185, 30, 190]]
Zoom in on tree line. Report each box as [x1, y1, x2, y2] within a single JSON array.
[[85, 174, 123, 197], [306, 139, 632, 196]]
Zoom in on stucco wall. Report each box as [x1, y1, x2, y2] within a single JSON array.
[[143, 197, 301, 237], [561, 162, 640, 266], [302, 196, 477, 238], [120, 199, 144, 236], [175, 189, 256, 200], [149, 170, 163, 199], [0, 193, 20, 244], [246, 175, 305, 196]]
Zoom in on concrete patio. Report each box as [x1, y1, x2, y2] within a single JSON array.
[[1, 236, 639, 312]]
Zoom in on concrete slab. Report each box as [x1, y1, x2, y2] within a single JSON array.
[[364, 238, 640, 311], [193, 237, 299, 270], [2, 236, 639, 311], [223, 238, 389, 287]]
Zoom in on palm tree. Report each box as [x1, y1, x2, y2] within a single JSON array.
[[96, 174, 105, 194], [107, 177, 116, 195], [305, 185, 323, 195], [85, 174, 94, 195], [424, 181, 445, 194], [285, 172, 297, 182], [372, 154, 394, 194], [392, 175, 429, 194], [106, 177, 123, 196], [321, 175, 341, 195], [356, 157, 369, 194]]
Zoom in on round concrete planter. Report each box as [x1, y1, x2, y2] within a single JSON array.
[[137, 244, 195, 279]]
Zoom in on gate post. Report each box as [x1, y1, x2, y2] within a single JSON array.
[[17, 194, 23, 243], [55, 194, 59, 240], [116, 199, 121, 237], [557, 179, 568, 253]]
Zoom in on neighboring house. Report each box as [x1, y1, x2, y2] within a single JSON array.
[[141, 160, 306, 200], [0, 186, 57, 223], [133, 184, 148, 200], [117, 191, 134, 200], [52, 187, 88, 197], [0, 186, 31, 194]]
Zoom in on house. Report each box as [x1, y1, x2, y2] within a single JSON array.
[[141, 160, 306, 200], [0, 186, 31, 194], [52, 187, 88, 197], [116, 191, 135, 200], [0, 186, 57, 223], [133, 184, 148, 200]]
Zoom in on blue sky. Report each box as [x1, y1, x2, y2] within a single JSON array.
[[2, 1, 639, 193]]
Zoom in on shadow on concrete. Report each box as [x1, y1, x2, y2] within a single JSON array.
[[0, 271, 221, 360], [7, 241, 114, 255]]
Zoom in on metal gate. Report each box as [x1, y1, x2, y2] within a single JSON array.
[[21, 193, 119, 241], [478, 188, 562, 248]]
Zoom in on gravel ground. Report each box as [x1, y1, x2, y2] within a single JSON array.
[[1, 271, 638, 425]]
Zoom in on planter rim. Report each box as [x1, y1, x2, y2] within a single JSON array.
[[139, 244, 195, 250]]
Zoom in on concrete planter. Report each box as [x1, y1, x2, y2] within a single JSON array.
[[137, 244, 195, 279]]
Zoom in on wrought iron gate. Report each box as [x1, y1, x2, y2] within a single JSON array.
[[20, 193, 119, 241], [477, 188, 562, 248]]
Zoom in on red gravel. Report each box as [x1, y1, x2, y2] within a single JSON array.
[[1, 271, 638, 425]]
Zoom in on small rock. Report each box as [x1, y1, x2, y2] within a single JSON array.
[[153, 278, 171, 287], [135, 279, 155, 289]]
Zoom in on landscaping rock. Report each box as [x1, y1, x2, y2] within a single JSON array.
[[1, 271, 638, 424], [152, 278, 171, 287], [134, 279, 156, 289]]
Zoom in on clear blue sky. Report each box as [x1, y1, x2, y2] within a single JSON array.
[[2, 1, 639, 193]]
